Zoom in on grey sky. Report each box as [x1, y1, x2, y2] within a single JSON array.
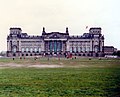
[[0, 0, 120, 51]]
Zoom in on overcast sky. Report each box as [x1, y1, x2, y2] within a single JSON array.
[[0, 0, 120, 51]]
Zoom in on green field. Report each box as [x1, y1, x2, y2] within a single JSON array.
[[0, 57, 120, 97]]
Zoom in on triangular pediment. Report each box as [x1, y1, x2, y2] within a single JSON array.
[[45, 32, 65, 39]]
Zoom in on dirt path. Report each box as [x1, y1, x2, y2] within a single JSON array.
[[0, 63, 64, 68]]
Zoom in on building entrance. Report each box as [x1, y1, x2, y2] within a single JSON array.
[[49, 41, 62, 53]]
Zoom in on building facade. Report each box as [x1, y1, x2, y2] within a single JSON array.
[[7, 27, 104, 57], [104, 46, 117, 55]]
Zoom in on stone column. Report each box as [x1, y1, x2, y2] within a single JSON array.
[[17, 41, 19, 51], [102, 40, 104, 53], [66, 41, 69, 51], [7, 41, 9, 51], [61, 41, 66, 54], [41, 40, 44, 52], [62, 41, 63, 51], [10, 41, 12, 51], [48, 41, 49, 52], [19, 40, 21, 53]]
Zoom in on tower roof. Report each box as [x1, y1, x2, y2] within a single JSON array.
[[10, 28, 22, 31]]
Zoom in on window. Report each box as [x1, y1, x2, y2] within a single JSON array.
[[12, 46, 17, 53], [70, 47, 72, 53], [87, 54, 90, 56], [78, 47, 82, 52], [30, 48, 33, 53], [26, 48, 29, 52], [74, 47, 77, 53], [95, 46, 99, 52], [13, 53, 16, 56], [95, 41, 98, 45], [21, 48, 24, 53], [83, 47, 86, 52], [86, 47, 90, 52], [38, 48, 41, 53], [26, 54, 28, 56], [34, 48, 37, 53], [83, 54, 85, 56], [13, 47, 17, 53], [78, 47, 80, 52], [80, 47, 82, 52]]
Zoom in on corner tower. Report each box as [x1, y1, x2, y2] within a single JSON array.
[[7, 28, 22, 57], [89, 27, 104, 56]]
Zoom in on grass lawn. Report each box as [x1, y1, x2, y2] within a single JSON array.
[[0, 57, 120, 97]]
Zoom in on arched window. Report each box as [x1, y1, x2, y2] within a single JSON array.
[[12, 46, 17, 53], [83, 47, 86, 52], [78, 47, 82, 52], [95, 41, 98, 45], [70, 47, 72, 53], [26, 48, 29, 52], [34, 48, 37, 53], [38, 48, 41, 53], [30, 48, 33, 53], [80, 47, 82, 52], [86, 47, 90, 52], [94, 46, 99, 52], [21, 48, 24, 53], [74, 47, 77, 53]]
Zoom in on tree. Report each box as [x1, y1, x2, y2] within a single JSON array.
[[0, 51, 6, 56], [117, 51, 120, 57]]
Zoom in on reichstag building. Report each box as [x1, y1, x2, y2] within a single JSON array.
[[7, 27, 104, 57]]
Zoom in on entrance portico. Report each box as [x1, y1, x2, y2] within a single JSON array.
[[44, 39, 67, 55]]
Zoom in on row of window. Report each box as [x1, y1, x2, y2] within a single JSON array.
[[21, 47, 41, 53], [12, 46, 99, 53], [12, 53, 97, 57], [69, 44, 90, 46], [69, 42, 90, 44], [21, 44, 41, 46], [13, 53, 41, 57], [11, 31, 20, 34], [91, 30, 100, 33], [69, 41, 90, 43], [69, 47, 99, 53], [69, 42, 91, 47], [21, 41, 42, 43], [69, 47, 90, 53]]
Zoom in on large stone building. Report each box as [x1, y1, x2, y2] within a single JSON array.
[[104, 46, 117, 55], [7, 27, 104, 57]]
